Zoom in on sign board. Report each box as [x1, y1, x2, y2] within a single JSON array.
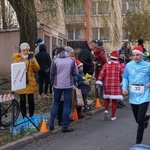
[[11, 62, 26, 91], [0, 94, 14, 103]]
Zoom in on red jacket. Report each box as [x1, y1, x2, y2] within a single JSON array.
[[93, 48, 107, 79]]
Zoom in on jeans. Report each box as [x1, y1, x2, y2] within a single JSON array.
[[50, 87, 73, 128], [131, 102, 149, 144]]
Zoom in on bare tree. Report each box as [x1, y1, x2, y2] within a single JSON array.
[[7, 0, 37, 51], [1, 0, 7, 29], [123, 12, 150, 41]]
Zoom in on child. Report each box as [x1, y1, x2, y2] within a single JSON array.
[[75, 60, 91, 118], [96, 50, 123, 120]]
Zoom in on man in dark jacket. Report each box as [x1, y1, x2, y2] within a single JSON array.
[[78, 40, 97, 75], [35, 44, 51, 99]]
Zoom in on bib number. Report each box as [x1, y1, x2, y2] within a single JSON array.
[[131, 84, 144, 93]]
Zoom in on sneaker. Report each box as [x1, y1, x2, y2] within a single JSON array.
[[49, 125, 54, 131], [62, 127, 74, 133], [118, 101, 125, 107], [102, 110, 109, 120], [117, 102, 123, 109], [38, 94, 43, 99], [43, 94, 50, 99], [83, 105, 92, 112], [144, 113, 150, 129], [111, 116, 117, 121]]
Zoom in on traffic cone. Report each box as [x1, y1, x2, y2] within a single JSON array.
[[72, 109, 79, 120], [95, 98, 101, 108], [40, 119, 48, 132]]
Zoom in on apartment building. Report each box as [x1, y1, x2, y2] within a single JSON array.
[[65, 0, 149, 51]]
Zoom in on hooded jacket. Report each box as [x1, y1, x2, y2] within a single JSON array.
[[50, 51, 78, 89], [13, 52, 40, 94], [35, 44, 51, 72], [93, 46, 107, 79], [78, 41, 94, 75]]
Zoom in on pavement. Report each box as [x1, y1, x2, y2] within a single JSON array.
[[0, 106, 105, 150]]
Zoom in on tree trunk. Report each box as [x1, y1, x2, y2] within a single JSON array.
[[8, 0, 37, 51], [1, 0, 7, 29]]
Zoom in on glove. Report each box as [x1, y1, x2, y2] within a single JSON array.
[[84, 81, 89, 86]]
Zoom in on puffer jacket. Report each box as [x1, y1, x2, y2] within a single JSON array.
[[12, 52, 40, 94]]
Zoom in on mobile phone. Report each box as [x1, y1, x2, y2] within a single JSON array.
[[28, 53, 33, 60]]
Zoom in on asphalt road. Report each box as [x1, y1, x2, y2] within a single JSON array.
[[16, 102, 150, 150]]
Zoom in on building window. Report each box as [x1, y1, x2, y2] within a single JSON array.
[[68, 28, 81, 40], [122, 0, 140, 14], [91, 1, 110, 15], [66, 2, 85, 16], [92, 28, 110, 41]]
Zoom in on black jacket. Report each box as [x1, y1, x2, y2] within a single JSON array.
[[35, 44, 51, 72], [78, 41, 94, 75]]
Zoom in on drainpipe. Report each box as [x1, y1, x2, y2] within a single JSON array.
[[85, 0, 91, 43]]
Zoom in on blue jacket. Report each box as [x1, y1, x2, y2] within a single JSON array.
[[122, 59, 150, 104], [76, 71, 89, 96]]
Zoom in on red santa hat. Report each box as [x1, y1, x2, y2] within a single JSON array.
[[110, 50, 119, 59], [75, 60, 83, 68], [132, 46, 144, 55]]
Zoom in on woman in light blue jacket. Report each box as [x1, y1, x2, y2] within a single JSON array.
[[122, 46, 150, 144]]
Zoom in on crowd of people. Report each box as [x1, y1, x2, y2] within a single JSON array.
[[13, 38, 150, 143]]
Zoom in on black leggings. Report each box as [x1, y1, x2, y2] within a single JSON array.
[[131, 102, 149, 144], [20, 94, 35, 118]]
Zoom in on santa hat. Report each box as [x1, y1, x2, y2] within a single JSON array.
[[36, 38, 44, 45], [132, 46, 144, 55], [76, 60, 83, 68], [110, 50, 119, 59]]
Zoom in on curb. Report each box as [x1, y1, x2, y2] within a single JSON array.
[[0, 107, 104, 150]]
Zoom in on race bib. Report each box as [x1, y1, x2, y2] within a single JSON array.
[[131, 84, 144, 93]]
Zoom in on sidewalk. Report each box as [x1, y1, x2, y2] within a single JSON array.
[[0, 106, 105, 150]]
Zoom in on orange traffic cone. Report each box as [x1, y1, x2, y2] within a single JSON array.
[[95, 98, 101, 108], [40, 119, 48, 132], [72, 109, 79, 120]]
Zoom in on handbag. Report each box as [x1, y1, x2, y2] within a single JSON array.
[[72, 87, 84, 107]]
